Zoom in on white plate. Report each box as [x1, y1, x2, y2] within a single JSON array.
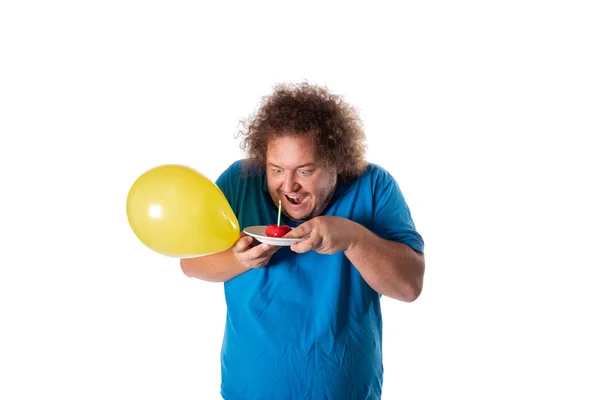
[[243, 225, 308, 246]]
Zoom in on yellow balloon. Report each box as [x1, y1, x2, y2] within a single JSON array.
[[126, 164, 239, 258]]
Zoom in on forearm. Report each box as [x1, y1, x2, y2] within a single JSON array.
[[179, 248, 250, 282], [344, 222, 425, 302]]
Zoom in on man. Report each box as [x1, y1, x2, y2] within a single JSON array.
[[180, 82, 425, 399]]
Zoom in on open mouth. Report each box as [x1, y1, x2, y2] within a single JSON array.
[[283, 194, 306, 206]]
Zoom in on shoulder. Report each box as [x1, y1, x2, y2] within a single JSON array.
[[352, 162, 397, 190], [216, 159, 266, 200], [343, 163, 409, 211], [220, 159, 244, 176], [218, 159, 263, 182], [365, 162, 392, 179]]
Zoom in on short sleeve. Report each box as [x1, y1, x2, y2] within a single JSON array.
[[371, 168, 424, 254]]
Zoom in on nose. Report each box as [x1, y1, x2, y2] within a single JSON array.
[[281, 171, 300, 193]]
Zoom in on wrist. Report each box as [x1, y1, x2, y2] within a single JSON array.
[[345, 219, 366, 252]]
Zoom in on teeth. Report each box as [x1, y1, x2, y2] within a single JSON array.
[[285, 194, 302, 205]]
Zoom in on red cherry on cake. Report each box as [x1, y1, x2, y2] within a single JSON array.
[[265, 224, 292, 238], [266, 199, 292, 237]]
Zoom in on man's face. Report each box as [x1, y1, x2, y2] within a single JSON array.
[[266, 134, 337, 222]]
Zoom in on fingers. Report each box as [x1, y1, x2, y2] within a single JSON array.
[[287, 221, 319, 253], [233, 235, 254, 253], [236, 241, 280, 263], [291, 235, 320, 254], [284, 221, 313, 239]]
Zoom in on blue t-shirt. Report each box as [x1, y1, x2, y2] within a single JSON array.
[[215, 160, 424, 400]]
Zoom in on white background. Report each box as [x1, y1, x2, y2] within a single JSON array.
[[1, 1, 599, 399]]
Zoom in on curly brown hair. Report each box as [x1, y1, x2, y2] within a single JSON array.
[[236, 82, 368, 182]]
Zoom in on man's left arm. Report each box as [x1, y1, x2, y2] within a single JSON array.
[[344, 219, 425, 302], [288, 216, 425, 302]]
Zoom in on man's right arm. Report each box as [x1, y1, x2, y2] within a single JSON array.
[[179, 246, 250, 283], [179, 235, 280, 282]]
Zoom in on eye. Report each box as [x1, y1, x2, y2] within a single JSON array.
[[298, 169, 314, 176], [271, 168, 283, 175]]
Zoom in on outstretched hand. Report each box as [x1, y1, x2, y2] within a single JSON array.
[[285, 216, 360, 255]]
